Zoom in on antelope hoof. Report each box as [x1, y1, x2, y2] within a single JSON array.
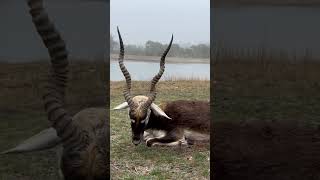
[[179, 139, 188, 147], [186, 138, 195, 145]]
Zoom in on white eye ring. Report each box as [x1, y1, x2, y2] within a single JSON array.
[[141, 109, 151, 124]]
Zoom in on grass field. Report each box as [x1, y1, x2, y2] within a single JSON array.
[[213, 58, 320, 125], [0, 61, 210, 179], [110, 80, 210, 179], [213, 58, 320, 179]]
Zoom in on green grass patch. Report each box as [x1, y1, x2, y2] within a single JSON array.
[[213, 58, 320, 127]]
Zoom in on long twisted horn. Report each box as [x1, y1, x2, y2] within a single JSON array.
[[144, 35, 173, 109], [27, 0, 86, 150], [117, 27, 135, 108]]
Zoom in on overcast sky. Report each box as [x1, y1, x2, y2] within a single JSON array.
[[111, 0, 210, 46], [0, 0, 108, 60], [0, 0, 210, 60]]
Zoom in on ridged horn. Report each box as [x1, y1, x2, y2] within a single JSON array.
[[27, 0, 85, 150], [1, 128, 60, 154], [117, 27, 135, 108], [144, 35, 173, 109]]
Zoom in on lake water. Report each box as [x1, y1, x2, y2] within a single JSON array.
[[214, 6, 320, 57], [111, 61, 210, 81]]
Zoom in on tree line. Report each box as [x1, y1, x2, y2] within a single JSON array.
[[110, 35, 209, 59]]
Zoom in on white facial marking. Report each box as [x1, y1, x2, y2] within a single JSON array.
[[143, 109, 151, 125]]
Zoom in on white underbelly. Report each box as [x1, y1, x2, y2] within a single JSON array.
[[143, 129, 210, 146]]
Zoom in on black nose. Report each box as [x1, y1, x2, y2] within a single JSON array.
[[132, 138, 141, 145], [132, 137, 141, 146]]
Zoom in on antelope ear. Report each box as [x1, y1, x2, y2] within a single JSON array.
[[151, 103, 172, 120], [113, 102, 129, 110]]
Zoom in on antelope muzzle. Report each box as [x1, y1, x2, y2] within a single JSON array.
[[131, 122, 145, 145]]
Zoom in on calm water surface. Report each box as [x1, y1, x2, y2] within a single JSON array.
[[111, 61, 210, 81]]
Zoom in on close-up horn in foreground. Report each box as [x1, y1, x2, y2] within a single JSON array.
[[1, 0, 109, 179]]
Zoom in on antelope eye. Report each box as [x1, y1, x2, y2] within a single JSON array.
[[129, 111, 136, 118], [140, 110, 151, 124]]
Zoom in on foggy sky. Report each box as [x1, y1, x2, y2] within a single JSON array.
[[110, 0, 210, 46], [0, 0, 108, 60], [213, 7, 320, 57]]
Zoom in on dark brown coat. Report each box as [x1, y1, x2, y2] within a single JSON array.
[[145, 100, 210, 146]]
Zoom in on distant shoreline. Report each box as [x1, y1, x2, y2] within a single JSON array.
[[110, 54, 209, 64]]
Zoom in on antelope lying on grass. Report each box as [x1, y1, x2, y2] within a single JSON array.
[[1, 0, 109, 179], [114, 29, 210, 147]]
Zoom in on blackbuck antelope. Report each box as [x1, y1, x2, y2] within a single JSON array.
[[114, 28, 210, 147], [1, 0, 109, 179]]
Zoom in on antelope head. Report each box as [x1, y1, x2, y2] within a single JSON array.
[[113, 27, 173, 145]]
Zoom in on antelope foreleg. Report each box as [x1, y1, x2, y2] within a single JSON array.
[[146, 129, 186, 147]]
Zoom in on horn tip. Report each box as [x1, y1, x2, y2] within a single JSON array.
[[117, 27, 121, 36], [0, 149, 13, 154]]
